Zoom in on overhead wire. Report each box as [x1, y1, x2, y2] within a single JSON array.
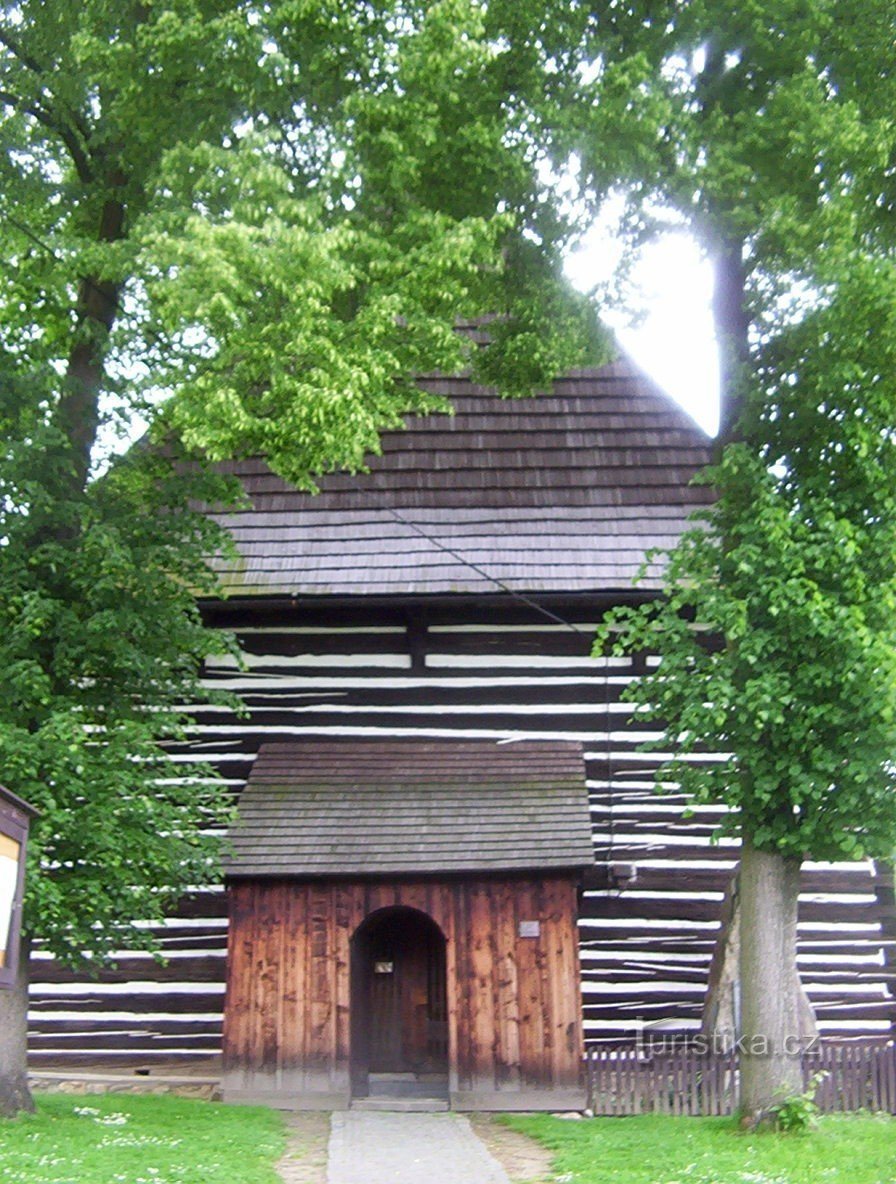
[[380, 503, 589, 636]]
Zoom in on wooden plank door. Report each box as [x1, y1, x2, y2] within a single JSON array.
[[365, 911, 447, 1075], [369, 943, 403, 1072]]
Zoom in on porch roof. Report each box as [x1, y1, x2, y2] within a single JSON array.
[[224, 739, 593, 877]]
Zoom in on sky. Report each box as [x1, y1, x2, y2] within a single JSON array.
[[565, 226, 720, 437]]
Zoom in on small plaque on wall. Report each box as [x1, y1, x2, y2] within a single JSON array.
[[373, 961, 394, 974], [518, 920, 540, 938]]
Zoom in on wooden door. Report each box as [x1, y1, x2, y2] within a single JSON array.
[[364, 910, 447, 1075], [368, 934, 402, 1071]]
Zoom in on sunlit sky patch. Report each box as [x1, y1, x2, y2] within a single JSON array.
[[565, 226, 720, 438]]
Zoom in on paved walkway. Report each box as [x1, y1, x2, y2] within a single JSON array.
[[327, 1111, 512, 1184]]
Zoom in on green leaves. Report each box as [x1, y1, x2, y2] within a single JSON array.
[[578, 2, 896, 865], [0, 442, 241, 963], [598, 419, 896, 861], [138, 145, 517, 483], [0, 1, 600, 965]]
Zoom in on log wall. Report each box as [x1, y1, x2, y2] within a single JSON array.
[[222, 874, 584, 1109], [27, 600, 896, 1063]]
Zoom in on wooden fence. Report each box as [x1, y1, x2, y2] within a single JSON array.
[[585, 1042, 896, 1116]]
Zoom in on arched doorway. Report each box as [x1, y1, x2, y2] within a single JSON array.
[[350, 907, 448, 1099]]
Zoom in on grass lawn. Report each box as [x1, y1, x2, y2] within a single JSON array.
[[0, 1092, 285, 1184], [507, 1112, 896, 1184]]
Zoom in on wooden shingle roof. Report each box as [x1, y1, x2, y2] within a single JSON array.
[[208, 358, 713, 597], [224, 739, 593, 876]]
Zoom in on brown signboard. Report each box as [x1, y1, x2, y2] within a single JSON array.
[[0, 785, 37, 989]]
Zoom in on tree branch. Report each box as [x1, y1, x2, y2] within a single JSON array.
[[0, 89, 93, 183], [0, 27, 46, 78], [0, 25, 94, 165]]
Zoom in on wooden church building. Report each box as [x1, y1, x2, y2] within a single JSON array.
[[27, 355, 896, 1110]]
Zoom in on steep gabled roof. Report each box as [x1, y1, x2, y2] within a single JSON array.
[[207, 357, 713, 597], [224, 739, 593, 876]]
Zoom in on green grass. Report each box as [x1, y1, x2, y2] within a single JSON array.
[[507, 1112, 896, 1184], [0, 1092, 285, 1184]]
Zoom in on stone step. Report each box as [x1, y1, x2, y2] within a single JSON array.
[[351, 1096, 450, 1113], [30, 1071, 220, 1087], [28, 1071, 221, 1099], [368, 1082, 449, 1099]]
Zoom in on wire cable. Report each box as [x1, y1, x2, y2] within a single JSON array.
[[381, 502, 589, 636]]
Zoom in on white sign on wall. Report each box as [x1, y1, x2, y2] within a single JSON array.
[[0, 834, 21, 970]]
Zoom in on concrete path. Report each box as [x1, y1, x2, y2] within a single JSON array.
[[327, 1111, 512, 1184]]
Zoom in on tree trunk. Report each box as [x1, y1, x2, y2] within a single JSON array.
[[701, 873, 741, 1050], [56, 178, 126, 497], [0, 937, 32, 1117], [31, 177, 126, 575], [711, 235, 750, 449], [739, 839, 816, 1124]]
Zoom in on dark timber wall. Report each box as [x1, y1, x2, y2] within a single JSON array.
[[223, 874, 584, 1109], [27, 599, 896, 1063]]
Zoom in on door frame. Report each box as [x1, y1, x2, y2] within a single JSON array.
[[349, 905, 448, 1096]]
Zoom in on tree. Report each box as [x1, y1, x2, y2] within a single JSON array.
[[578, 1, 896, 1120], [0, 1, 599, 1115]]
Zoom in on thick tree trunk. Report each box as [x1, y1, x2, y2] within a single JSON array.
[[703, 867, 817, 1060], [31, 177, 125, 573], [0, 937, 32, 1117], [739, 840, 816, 1124]]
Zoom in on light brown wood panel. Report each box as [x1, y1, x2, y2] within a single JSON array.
[[495, 879, 522, 1088], [515, 882, 543, 1087], [222, 872, 584, 1107]]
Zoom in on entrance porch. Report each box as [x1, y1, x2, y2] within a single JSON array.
[[220, 739, 593, 1110]]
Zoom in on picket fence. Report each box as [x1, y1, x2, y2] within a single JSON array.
[[585, 1042, 896, 1116]]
